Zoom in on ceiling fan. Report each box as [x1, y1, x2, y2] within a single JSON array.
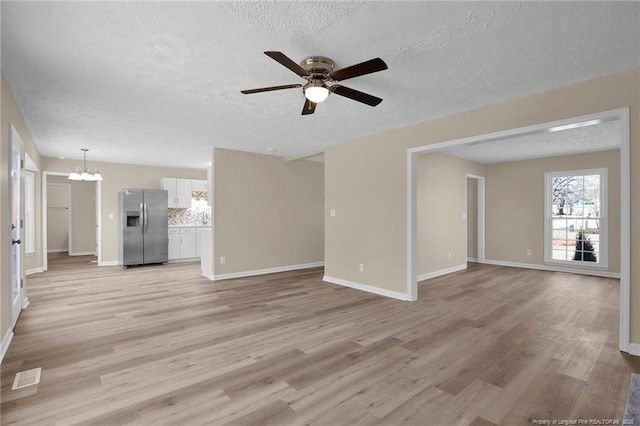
[[241, 51, 388, 115]]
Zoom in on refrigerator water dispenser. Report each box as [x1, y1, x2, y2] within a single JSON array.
[[126, 211, 140, 227]]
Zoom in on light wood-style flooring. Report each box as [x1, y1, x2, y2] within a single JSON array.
[[1, 254, 638, 425]]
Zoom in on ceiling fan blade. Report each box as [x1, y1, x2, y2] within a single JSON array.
[[331, 85, 383, 107], [264, 51, 309, 78], [301, 99, 316, 115], [329, 57, 388, 81], [241, 84, 302, 94]]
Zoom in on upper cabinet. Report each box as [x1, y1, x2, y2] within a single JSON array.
[[191, 179, 207, 192], [161, 178, 192, 208]]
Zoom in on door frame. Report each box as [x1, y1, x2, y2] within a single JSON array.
[[42, 171, 102, 270], [407, 107, 631, 353], [9, 124, 26, 327], [465, 174, 485, 264]]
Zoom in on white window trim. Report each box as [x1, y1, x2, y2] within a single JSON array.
[[543, 167, 608, 270]]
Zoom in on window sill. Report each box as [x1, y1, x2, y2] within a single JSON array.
[[544, 260, 608, 271]]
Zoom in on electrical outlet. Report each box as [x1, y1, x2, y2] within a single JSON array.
[[220, 256, 226, 265], [448, 252, 452, 259], [330, 209, 336, 217], [359, 263, 364, 272], [526, 249, 532, 256]]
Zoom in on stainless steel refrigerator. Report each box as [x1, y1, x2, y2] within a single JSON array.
[[118, 189, 168, 267]]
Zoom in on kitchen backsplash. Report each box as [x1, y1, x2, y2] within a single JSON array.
[[192, 190, 207, 200], [168, 206, 211, 226]]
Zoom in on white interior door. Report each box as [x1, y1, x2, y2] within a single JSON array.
[[10, 125, 25, 327]]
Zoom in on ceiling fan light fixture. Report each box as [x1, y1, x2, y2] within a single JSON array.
[[241, 51, 387, 115], [304, 80, 329, 103]]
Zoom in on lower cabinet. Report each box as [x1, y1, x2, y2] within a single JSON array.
[[168, 227, 209, 260], [168, 230, 181, 260], [195, 228, 206, 257], [180, 230, 196, 259]]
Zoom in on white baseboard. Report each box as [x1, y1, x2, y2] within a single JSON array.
[[1, 330, 14, 364], [22, 298, 30, 309], [26, 267, 44, 276], [628, 343, 640, 356], [417, 264, 467, 282], [212, 262, 324, 281], [69, 251, 96, 256], [98, 260, 119, 266], [484, 259, 621, 279], [168, 258, 200, 264], [48, 248, 67, 253], [467, 257, 478, 263], [323, 276, 409, 301]]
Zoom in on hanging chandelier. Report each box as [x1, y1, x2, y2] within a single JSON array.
[[68, 148, 103, 181]]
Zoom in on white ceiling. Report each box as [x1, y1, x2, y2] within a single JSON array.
[[2, 2, 639, 169], [440, 119, 621, 164]]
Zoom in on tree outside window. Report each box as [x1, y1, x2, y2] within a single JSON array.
[[546, 169, 606, 266]]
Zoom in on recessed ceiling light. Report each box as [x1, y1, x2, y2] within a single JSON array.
[[267, 148, 277, 152], [549, 119, 601, 132]]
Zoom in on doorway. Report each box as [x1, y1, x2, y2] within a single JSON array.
[[466, 174, 485, 264], [407, 108, 630, 352], [46, 183, 71, 255], [43, 172, 101, 270]]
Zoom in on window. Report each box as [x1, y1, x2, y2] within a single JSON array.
[[24, 170, 35, 254], [544, 168, 607, 268]]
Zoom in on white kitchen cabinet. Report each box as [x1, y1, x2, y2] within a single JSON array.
[[195, 227, 207, 257], [168, 229, 180, 260], [200, 228, 212, 278], [168, 226, 210, 261], [191, 179, 207, 192], [180, 227, 196, 259], [161, 178, 192, 208]]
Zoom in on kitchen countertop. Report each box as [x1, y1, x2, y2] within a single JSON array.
[[169, 224, 211, 228]]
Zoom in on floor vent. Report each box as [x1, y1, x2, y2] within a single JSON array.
[[12, 367, 42, 390]]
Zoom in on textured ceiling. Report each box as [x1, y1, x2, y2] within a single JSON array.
[[440, 120, 621, 164], [1, 1, 639, 169]]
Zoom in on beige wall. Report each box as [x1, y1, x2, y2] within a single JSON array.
[[41, 158, 206, 263], [417, 153, 484, 276], [48, 176, 97, 255], [324, 68, 639, 343], [1, 72, 42, 346], [46, 183, 70, 252], [485, 150, 620, 271], [467, 178, 478, 260], [212, 148, 324, 276]]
